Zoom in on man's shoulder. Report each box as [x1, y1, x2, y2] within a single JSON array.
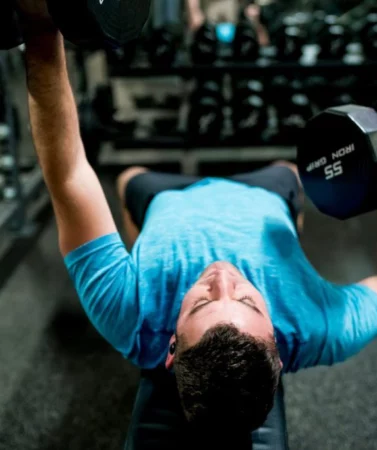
[[358, 276, 377, 295]]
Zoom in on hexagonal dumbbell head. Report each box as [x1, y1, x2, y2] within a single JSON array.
[[297, 105, 377, 220]]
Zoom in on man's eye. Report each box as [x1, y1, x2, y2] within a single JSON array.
[[195, 297, 210, 306], [239, 296, 253, 303]]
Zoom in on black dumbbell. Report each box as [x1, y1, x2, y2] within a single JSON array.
[[92, 85, 116, 125], [233, 95, 268, 140], [79, 100, 103, 169], [259, 2, 284, 35], [233, 77, 264, 116], [91, 85, 137, 135], [330, 93, 357, 108], [234, 78, 264, 101], [0, 123, 19, 202], [191, 22, 218, 64], [305, 75, 329, 109], [362, 13, 377, 60], [269, 74, 291, 107], [188, 80, 223, 139], [193, 79, 223, 104], [276, 92, 313, 144], [0, 0, 150, 49], [277, 25, 306, 61], [318, 17, 349, 60], [148, 27, 177, 66], [233, 20, 259, 62], [328, 75, 359, 108], [270, 75, 289, 90], [297, 105, 377, 219], [308, 10, 326, 43], [188, 97, 223, 140], [54, 0, 151, 48], [105, 41, 138, 68], [344, 42, 364, 65]]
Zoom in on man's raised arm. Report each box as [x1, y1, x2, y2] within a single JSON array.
[[23, 16, 117, 255]]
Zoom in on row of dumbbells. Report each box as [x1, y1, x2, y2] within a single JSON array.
[[0, 119, 21, 202], [188, 78, 310, 143], [82, 78, 377, 148], [0, 84, 22, 201], [187, 77, 377, 142], [107, 9, 377, 67], [192, 11, 377, 65]]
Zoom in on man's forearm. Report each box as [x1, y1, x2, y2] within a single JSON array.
[[25, 30, 85, 188]]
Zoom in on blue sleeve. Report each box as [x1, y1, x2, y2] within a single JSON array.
[[64, 233, 140, 359], [319, 283, 377, 365]]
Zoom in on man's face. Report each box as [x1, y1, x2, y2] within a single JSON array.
[[166, 262, 277, 370]]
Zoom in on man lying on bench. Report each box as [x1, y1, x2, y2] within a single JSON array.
[[21, 0, 377, 438]]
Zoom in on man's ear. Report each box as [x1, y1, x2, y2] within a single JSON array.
[[165, 335, 177, 370]]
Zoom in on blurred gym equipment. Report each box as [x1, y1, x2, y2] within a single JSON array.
[[191, 23, 218, 64], [188, 79, 224, 139], [233, 20, 259, 62]]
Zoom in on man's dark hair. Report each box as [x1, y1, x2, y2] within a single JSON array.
[[174, 323, 281, 432]]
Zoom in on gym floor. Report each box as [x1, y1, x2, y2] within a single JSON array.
[[1, 52, 377, 450]]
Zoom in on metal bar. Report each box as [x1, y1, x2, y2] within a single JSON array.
[[110, 136, 298, 150], [109, 60, 377, 78], [100, 145, 184, 165], [99, 144, 296, 168]]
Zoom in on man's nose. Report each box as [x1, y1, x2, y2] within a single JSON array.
[[210, 271, 235, 299]]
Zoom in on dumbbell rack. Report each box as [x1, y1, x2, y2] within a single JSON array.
[[79, 45, 377, 174]]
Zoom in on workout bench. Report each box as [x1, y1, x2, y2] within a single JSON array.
[[125, 368, 289, 450]]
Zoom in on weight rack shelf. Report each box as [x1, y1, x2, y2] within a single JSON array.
[[99, 144, 297, 174], [109, 60, 377, 78], [111, 136, 297, 150]]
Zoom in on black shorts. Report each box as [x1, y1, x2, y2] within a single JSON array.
[[125, 166, 302, 230]]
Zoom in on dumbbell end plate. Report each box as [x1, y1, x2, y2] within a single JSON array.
[[297, 105, 377, 220]]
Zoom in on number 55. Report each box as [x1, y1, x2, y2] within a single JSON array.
[[324, 161, 343, 180]]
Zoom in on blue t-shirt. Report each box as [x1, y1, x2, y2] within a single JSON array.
[[65, 178, 377, 371]]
